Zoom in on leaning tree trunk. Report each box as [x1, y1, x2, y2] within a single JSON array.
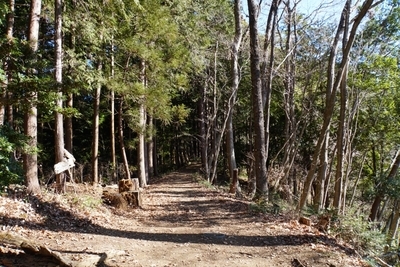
[[24, 0, 42, 195], [387, 200, 400, 246], [248, 0, 268, 199], [298, 0, 378, 211], [333, 0, 351, 213], [118, 98, 131, 181], [342, 97, 362, 212], [314, 138, 329, 211], [370, 150, 400, 221], [313, 0, 349, 211], [54, 0, 65, 193]]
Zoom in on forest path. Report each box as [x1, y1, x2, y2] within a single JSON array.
[[0, 164, 363, 267]]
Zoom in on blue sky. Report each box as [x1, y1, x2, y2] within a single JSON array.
[[241, 0, 345, 28]]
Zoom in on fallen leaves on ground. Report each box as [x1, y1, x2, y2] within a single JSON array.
[[0, 168, 366, 267]]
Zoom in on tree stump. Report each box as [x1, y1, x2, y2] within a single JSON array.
[[103, 178, 142, 209], [229, 169, 239, 194], [118, 179, 133, 193], [121, 191, 142, 207]]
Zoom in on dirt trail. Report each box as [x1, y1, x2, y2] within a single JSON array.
[[0, 166, 364, 267]]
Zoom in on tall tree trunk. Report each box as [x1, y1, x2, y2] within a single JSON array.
[[110, 91, 117, 180], [248, 0, 268, 199], [138, 101, 147, 186], [349, 152, 367, 207], [6, 93, 13, 126], [147, 114, 154, 179], [209, 43, 218, 183], [261, 0, 282, 106], [54, 0, 65, 193], [64, 0, 75, 155], [199, 80, 208, 178], [298, 0, 378, 211], [1, 0, 15, 126], [6, 0, 15, 126], [208, 41, 244, 185], [260, 0, 282, 197], [91, 61, 102, 184], [138, 60, 147, 187], [110, 38, 117, 183], [24, 0, 42, 195], [313, 0, 350, 211], [333, 0, 351, 212], [274, 0, 297, 192], [227, 0, 243, 192], [314, 138, 329, 210], [153, 121, 158, 177], [65, 94, 73, 153], [263, 0, 281, 169], [118, 99, 130, 180], [342, 98, 360, 212]]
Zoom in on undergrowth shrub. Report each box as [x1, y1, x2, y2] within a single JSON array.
[[71, 195, 102, 210], [249, 198, 283, 214], [0, 125, 27, 189], [191, 172, 216, 189], [334, 211, 386, 255], [249, 199, 269, 214]]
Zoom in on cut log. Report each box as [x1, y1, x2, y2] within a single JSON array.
[[0, 231, 72, 266], [299, 216, 311, 226]]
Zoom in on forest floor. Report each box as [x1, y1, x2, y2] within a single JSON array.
[[0, 164, 368, 267]]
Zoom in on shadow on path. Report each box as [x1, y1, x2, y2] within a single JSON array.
[[1, 165, 356, 258]]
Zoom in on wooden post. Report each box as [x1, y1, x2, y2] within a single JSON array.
[[229, 168, 239, 194]]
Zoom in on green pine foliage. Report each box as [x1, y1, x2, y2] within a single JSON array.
[[0, 125, 27, 187]]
